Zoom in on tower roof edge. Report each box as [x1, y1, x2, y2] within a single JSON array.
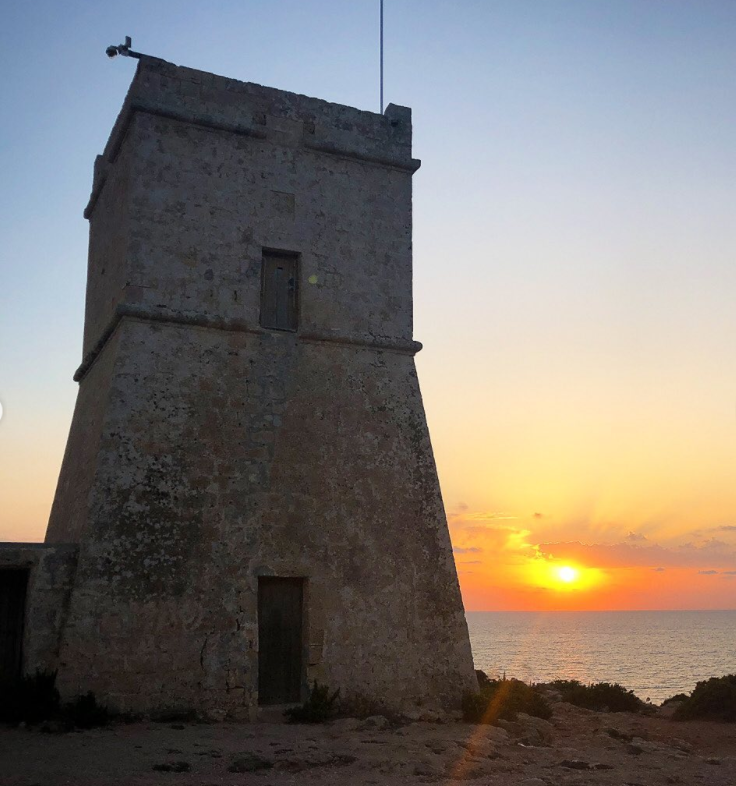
[[94, 56, 415, 173]]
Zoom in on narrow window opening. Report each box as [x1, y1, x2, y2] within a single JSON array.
[[260, 252, 299, 331]]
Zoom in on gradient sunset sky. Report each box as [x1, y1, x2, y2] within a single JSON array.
[[2, 1, 736, 611]]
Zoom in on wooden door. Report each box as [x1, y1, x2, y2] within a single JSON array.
[[258, 578, 304, 704], [0, 569, 29, 682], [260, 253, 298, 332]]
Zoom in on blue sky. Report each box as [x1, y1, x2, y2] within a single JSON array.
[[3, 1, 736, 609]]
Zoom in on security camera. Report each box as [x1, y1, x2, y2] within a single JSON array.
[[105, 36, 142, 60]]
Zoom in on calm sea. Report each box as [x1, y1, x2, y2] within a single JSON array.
[[466, 610, 736, 704]]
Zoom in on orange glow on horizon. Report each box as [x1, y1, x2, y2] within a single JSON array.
[[450, 502, 736, 611]]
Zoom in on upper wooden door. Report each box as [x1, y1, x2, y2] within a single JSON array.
[[260, 253, 298, 332]]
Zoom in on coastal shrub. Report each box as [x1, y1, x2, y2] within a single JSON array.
[[661, 693, 689, 706], [462, 691, 491, 723], [548, 679, 644, 713], [285, 681, 340, 724], [0, 670, 60, 725], [0, 672, 111, 729], [475, 669, 492, 689], [546, 679, 581, 696], [673, 675, 736, 722], [64, 692, 110, 729], [462, 677, 552, 724], [335, 692, 399, 722], [150, 708, 199, 723]]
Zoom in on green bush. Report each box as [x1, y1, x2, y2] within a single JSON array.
[[335, 692, 399, 722], [0, 672, 110, 729], [548, 679, 644, 713], [462, 690, 491, 723], [64, 692, 110, 729], [150, 708, 198, 724], [547, 679, 582, 695], [661, 693, 689, 706], [673, 675, 736, 722], [475, 669, 492, 689], [0, 670, 60, 724], [462, 677, 552, 724], [285, 681, 340, 724]]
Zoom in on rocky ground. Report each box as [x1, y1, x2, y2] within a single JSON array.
[[1, 701, 734, 785]]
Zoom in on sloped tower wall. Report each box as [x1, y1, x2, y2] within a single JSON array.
[[44, 58, 475, 718]]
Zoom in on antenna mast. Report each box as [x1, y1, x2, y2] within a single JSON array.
[[380, 0, 384, 113]]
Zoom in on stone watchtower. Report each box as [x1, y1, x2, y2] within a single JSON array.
[[36, 58, 475, 717]]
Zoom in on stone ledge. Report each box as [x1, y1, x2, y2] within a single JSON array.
[[304, 140, 421, 174], [74, 304, 422, 382], [0, 542, 77, 566], [84, 107, 419, 218]]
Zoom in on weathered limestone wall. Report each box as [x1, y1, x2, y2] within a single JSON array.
[[124, 109, 413, 341], [45, 57, 475, 717], [54, 320, 473, 716], [82, 143, 133, 358], [0, 544, 78, 674], [46, 330, 122, 544]]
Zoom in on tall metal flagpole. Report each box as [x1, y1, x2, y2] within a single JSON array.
[[380, 0, 384, 113]]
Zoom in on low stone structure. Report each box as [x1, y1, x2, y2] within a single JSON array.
[[1, 57, 475, 719], [0, 544, 78, 678]]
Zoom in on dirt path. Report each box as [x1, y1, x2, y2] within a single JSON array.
[[1, 704, 735, 785]]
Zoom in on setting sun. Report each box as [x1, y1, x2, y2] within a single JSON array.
[[496, 558, 608, 603]]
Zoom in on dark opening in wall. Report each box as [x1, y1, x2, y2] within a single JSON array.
[[0, 569, 29, 682]]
